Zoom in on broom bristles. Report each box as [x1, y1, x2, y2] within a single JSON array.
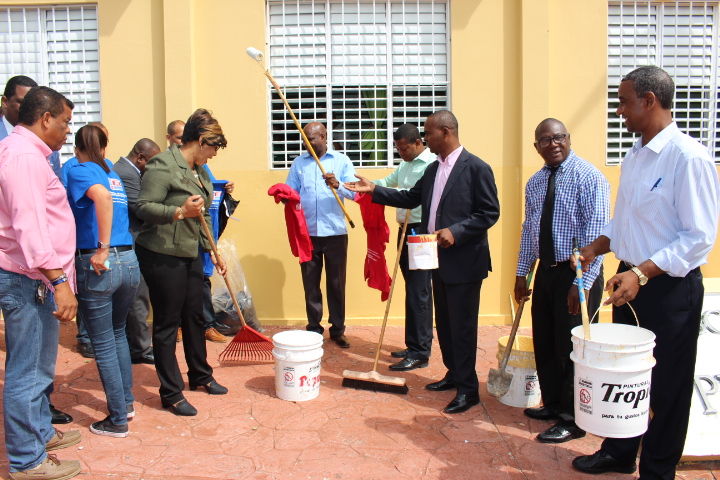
[[341, 369, 408, 394], [219, 325, 274, 364]]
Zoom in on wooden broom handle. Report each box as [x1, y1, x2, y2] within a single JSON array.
[[372, 212, 411, 372], [263, 70, 355, 229], [199, 213, 247, 328]]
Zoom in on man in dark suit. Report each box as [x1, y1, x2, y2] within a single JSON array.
[[113, 138, 161, 365], [345, 110, 500, 414]]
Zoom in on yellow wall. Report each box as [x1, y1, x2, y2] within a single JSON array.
[[7, 0, 719, 326]]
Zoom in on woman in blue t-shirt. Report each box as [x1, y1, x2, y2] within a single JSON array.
[[66, 124, 139, 438]]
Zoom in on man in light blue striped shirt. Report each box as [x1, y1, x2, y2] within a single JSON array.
[[286, 122, 356, 348], [515, 118, 610, 444], [372, 124, 436, 371]]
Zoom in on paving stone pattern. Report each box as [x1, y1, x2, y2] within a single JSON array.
[[0, 322, 717, 479]]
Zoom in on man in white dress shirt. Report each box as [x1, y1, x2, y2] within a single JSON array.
[[573, 66, 719, 480]]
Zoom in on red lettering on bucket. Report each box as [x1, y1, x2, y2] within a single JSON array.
[[299, 375, 320, 388]]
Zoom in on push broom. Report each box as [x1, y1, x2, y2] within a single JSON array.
[[341, 214, 411, 394], [198, 215, 274, 363], [246, 46, 355, 229]]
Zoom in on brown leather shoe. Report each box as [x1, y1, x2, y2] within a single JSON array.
[[9, 454, 81, 480], [176, 327, 182, 343], [205, 327, 228, 343], [46, 428, 82, 452]]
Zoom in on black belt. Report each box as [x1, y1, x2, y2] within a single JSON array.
[[77, 245, 133, 255], [541, 259, 571, 269]]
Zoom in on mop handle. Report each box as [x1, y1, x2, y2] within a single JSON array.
[[199, 213, 248, 329], [372, 212, 411, 372], [263, 71, 355, 229], [500, 260, 536, 371], [572, 237, 591, 340]]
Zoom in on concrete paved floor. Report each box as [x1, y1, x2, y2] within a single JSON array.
[[0, 321, 718, 479]]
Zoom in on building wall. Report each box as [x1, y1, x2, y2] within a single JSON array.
[[7, 0, 719, 326]]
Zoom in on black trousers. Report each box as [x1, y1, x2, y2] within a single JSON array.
[[126, 273, 152, 359], [432, 272, 482, 395], [301, 235, 347, 338], [397, 224, 433, 360], [531, 262, 603, 422], [602, 264, 703, 480], [202, 276, 215, 331], [136, 244, 215, 405]]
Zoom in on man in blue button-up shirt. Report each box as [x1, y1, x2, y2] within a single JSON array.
[[286, 122, 356, 348]]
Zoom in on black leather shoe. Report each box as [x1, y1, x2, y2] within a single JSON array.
[[77, 342, 95, 359], [391, 348, 409, 358], [131, 353, 155, 365], [537, 422, 586, 443], [572, 450, 637, 475], [389, 357, 428, 371], [189, 380, 228, 395], [49, 404, 72, 425], [330, 335, 350, 348], [425, 377, 456, 391], [444, 393, 481, 414], [162, 399, 197, 416], [523, 405, 559, 421]]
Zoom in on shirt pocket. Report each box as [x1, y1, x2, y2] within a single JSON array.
[[633, 180, 673, 215]]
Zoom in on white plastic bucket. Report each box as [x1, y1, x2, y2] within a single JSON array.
[[571, 323, 656, 438], [495, 335, 542, 408], [273, 330, 324, 402]]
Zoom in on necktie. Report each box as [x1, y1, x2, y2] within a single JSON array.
[[539, 166, 558, 268]]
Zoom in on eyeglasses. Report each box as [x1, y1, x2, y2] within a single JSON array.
[[536, 134, 569, 148]]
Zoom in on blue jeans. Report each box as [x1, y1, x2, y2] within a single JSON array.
[[0, 268, 57, 472], [75, 249, 139, 425]]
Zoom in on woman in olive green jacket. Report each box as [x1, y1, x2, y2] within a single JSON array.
[[136, 109, 228, 416]]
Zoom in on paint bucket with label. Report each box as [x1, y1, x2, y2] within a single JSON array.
[[407, 234, 438, 270], [495, 335, 542, 408], [571, 322, 656, 438], [273, 330, 324, 402]]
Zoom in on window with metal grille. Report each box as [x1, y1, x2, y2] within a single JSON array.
[[607, 1, 720, 165], [267, 0, 449, 169], [0, 5, 101, 162]]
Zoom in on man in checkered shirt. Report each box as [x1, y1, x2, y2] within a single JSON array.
[[514, 118, 610, 444]]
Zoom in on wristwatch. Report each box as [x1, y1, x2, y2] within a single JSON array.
[[177, 207, 184, 220], [97, 241, 110, 249], [630, 266, 648, 286]]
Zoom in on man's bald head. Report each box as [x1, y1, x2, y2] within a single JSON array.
[[127, 137, 160, 174], [534, 118, 566, 139], [303, 121, 328, 157], [166, 120, 185, 146], [427, 110, 459, 136]]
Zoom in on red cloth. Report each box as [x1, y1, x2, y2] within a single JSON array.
[[268, 184, 313, 263], [355, 193, 391, 301]]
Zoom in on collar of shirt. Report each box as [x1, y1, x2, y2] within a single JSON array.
[[11, 125, 52, 158], [120, 156, 142, 176], [543, 149, 578, 175], [631, 122, 679, 156], [436, 145, 463, 167], [2, 115, 14, 137], [414, 147, 435, 163]]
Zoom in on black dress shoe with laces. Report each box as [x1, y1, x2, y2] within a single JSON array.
[[391, 348, 409, 358], [536, 422, 586, 443], [49, 404, 72, 425], [425, 377, 456, 391], [389, 357, 428, 371], [444, 393, 481, 414], [572, 450, 637, 475], [330, 335, 350, 348], [523, 405, 560, 421], [131, 353, 155, 365]]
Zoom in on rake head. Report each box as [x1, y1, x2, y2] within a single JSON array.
[[219, 326, 274, 364]]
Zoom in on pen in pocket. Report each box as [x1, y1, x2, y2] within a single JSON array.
[[651, 177, 662, 191]]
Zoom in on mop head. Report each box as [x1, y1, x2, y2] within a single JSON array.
[[341, 369, 409, 394]]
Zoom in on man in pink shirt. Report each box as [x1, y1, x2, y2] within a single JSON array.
[[345, 110, 500, 414], [0, 86, 82, 480]]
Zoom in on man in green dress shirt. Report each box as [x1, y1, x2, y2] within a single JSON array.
[[372, 124, 436, 371]]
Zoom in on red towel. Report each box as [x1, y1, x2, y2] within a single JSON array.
[[268, 184, 313, 263], [355, 193, 391, 301]]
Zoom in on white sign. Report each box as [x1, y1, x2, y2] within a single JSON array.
[[683, 292, 720, 457]]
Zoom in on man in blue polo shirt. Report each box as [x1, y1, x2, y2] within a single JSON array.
[[286, 122, 356, 348]]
